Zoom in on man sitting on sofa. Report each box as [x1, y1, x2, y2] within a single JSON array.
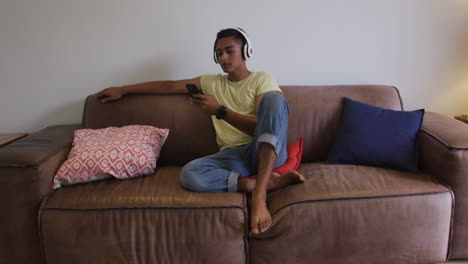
[[96, 28, 305, 235]]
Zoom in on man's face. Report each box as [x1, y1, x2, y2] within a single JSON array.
[[215, 37, 245, 73]]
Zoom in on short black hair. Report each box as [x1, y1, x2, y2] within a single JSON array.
[[214, 28, 247, 48]]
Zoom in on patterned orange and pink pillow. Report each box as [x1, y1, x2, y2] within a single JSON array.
[[53, 125, 169, 189]]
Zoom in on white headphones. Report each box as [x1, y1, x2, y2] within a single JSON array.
[[214, 28, 254, 64]]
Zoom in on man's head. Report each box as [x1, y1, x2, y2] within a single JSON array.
[[213, 28, 254, 64]]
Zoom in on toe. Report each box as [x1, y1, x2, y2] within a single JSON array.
[[259, 221, 266, 233], [262, 219, 270, 233], [260, 220, 266, 233], [265, 219, 272, 232], [252, 218, 263, 235], [252, 225, 259, 235], [299, 174, 306, 182]]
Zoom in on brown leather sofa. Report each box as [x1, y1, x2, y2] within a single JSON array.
[[1, 85, 467, 264]]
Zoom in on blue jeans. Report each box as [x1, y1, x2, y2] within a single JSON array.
[[180, 91, 290, 192]]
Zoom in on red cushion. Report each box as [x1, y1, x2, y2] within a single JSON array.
[[249, 136, 303, 179]]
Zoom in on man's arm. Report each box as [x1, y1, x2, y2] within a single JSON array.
[[223, 94, 265, 136], [223, 109, 257, 136], [96, 76, 201, 103]]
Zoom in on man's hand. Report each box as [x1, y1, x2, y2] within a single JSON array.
[[191, 94, 221, 115], [96, 87, 125, 103]]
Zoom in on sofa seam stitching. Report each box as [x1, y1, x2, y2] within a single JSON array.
[[420, 128, 468, 151], [40, 205, 246, 211], [270, 190, 452, 217]]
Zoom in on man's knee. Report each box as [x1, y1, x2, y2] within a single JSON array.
[[261, 91, 283, 102], [259, 91, 288, 112], [180, 160, 208, 192]]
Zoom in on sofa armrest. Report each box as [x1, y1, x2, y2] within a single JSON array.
[[418, 112, 468, 258], [0, 124, 80, 264]]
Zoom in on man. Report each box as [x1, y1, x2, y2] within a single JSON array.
[[96, 28, 305, 235]]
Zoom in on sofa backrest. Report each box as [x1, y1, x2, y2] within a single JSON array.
[[83, 85, 402, 165], [283, 85, 402, 162]]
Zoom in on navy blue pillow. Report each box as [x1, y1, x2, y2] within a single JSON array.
[[327, 97, 424, 172]]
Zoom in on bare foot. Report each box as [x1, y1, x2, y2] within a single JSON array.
[[249, 171, 305, 235], [267, 170, 305, 192], [251, 192, 272, 235]]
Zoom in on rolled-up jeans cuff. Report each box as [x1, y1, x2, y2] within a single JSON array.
[[228, 171, 240, 192], [256, 133, 281, 156]]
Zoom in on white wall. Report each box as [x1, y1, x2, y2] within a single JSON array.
[[1, 0, 468, 133]]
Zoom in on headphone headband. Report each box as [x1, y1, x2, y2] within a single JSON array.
[[213, 28, 254, 64]]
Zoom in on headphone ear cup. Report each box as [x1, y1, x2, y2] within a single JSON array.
[[247, 45, 253, 58]]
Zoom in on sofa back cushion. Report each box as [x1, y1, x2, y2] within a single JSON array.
[[83, 85, 402, 165], [284, 85, 402, 162], [83, 94, 219, 166]]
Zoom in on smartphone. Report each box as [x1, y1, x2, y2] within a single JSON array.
[[186, 83, 203, 97]]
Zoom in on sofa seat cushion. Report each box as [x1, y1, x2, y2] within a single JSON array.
[[250, 163, 453, 264], [40, 166, 247, 264]]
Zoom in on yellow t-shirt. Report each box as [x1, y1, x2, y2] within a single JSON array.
[[200, 72, 282, 150]]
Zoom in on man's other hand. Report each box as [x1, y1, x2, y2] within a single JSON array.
[[96, 87, 124, 103], [192, 94, 221, 115]]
